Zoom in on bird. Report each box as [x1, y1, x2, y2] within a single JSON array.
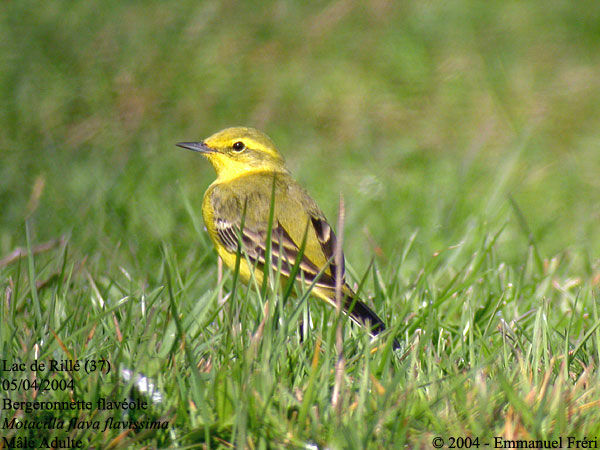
[[177, 127, 397, 349]]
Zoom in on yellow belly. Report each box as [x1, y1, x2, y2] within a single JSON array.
[[216, 245, 264, 286]]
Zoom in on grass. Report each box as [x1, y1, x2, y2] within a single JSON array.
[[1, 0, 600, 447]]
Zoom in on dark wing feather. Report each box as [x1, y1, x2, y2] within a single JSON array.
[[215, 217, 337, 288], [310, 216, 345, 285]]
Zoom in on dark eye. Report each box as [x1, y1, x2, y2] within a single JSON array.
[[232, 141, 245, 152]]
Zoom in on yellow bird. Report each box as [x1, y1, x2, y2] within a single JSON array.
[[177, 127, 396, 348]]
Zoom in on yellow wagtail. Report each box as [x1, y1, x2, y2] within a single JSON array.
[[177, 127, 397, 348]]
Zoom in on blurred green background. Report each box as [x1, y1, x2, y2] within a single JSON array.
[[1, 0, 599, 277], [2, 1, 600, 446]]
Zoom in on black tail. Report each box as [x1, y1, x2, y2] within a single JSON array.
[[343, 293, 400, 350]]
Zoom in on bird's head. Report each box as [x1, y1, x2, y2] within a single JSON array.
[[177, 127, 287, 181]]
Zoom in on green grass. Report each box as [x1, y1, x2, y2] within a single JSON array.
[[1, 0, 600, 447]]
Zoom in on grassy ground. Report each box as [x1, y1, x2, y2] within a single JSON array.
[[1, 0, 600, 447]]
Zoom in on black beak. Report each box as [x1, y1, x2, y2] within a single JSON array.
[[175, 142, 214, 153]]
